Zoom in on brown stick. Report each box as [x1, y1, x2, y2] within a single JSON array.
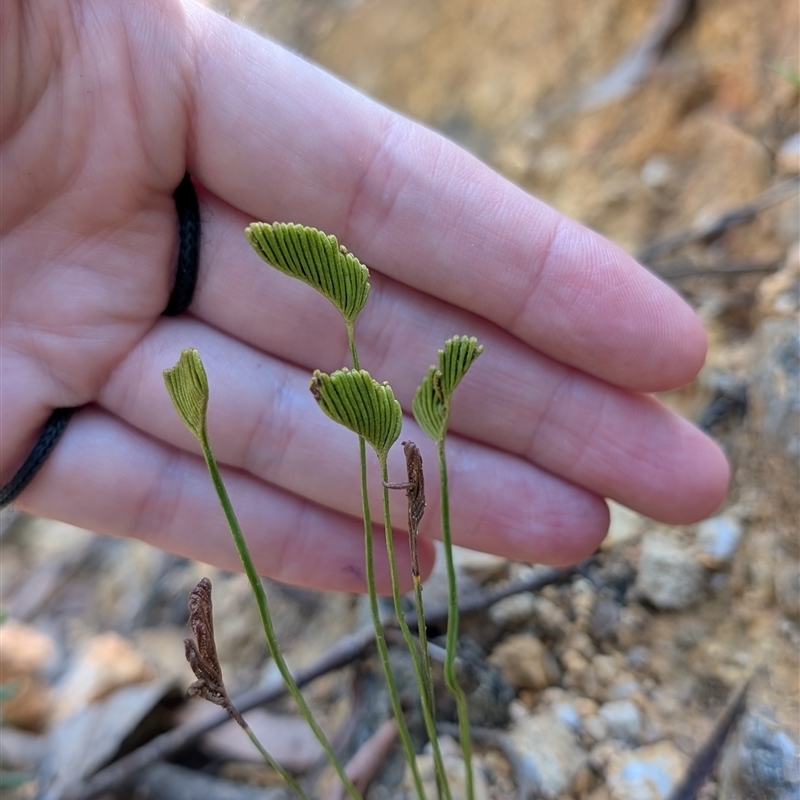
[[650, 258, 781, 280], [666, 679, 750, 800], [638, 178, 800, 264]]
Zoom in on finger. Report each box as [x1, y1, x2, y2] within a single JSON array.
[[187, 191, 728, 523], [100, 317, 609, 565], [182, 4, 705, 392], [15, 407, 434, 594]]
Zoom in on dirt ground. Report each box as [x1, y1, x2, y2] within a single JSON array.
[[1, 1, 798, 798]]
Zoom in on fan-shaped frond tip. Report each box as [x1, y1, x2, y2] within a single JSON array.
[[412, 366, 447, 443], [246, 222, 370, 324], [310, 368, 402, 457], [438, 336, 484, 398], [412, 337, 483, 442], [163, 349, 209, 441]]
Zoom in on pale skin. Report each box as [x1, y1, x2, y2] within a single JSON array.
[[1, 0, 729, 594]]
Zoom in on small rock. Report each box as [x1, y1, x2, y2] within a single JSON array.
[[571, 578, 597, 631], [510, 713, 588, 799], [529, 596, 570, 640], [599, 700, 643, 744], [635, 534, 705, 610], [607, 676, 642, 701], [54, 632, 154, 722], [568, 631, 597, 659], [696, 515, 744, 568], [719, 707, 800, 800], [603, 501, 646, 549], [592, 655, 618, 686], [777, 132, 800, 175], [452, 546, 509, 585], [591, 595, 623, 642], [584, 714, 609, 742], [640, 155, 673, 189], [625, 646, 650, 670], [489, 592, 536, 628], [489, 634, 561, 691], [560, 648, 590, 690], [606, 741, 687, 800], [616, 605, 651, 650]]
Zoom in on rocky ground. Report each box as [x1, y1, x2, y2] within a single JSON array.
[[1, 1, 798, 798]]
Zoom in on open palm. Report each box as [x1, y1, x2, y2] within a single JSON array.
[[1, 0, 728, 593]]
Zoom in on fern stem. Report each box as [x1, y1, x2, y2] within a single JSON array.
[[346, 327, 427, 800], [240, 720, 311, 799], [360, 439, 427, 800], [199, 437, 362, 800], [380, 455, 453, 800], [412, 564, 436, 742], [346, 321, 359, 370], [437, 439, 474, 800]]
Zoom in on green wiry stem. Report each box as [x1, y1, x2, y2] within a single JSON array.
[[437, 440, 474, 800], [359, 438, 426, 800], [380, 455, 453, 800], [346, 321, 359, 370], [241, 721, 311, 799], [198, 436, 362, 800], [412, 566, 436, 744], [347, 329, 427, 800]]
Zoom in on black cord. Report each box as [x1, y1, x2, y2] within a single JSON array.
[[0, 408, 75, 507], [164, 173, 201, 316], [0, 173, 201, 508]]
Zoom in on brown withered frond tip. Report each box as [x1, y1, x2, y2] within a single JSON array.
[[184, 578, 244, 723], [384, 441, 426, 579]]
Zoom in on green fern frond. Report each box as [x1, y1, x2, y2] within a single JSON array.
[[412, 365, 447, 443], [439, 336, 483, 398], [412, 336, 483, 442], [246, 223, 370, 324], [163, 349, 209, 441], [310, 369, 402, 457]]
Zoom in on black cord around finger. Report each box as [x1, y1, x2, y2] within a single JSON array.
[[0, 173, 202, 508], [0, 408, 75, 507], [164, 172, 201, 316]]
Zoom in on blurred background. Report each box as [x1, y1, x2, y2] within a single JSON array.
[[2, 1, 798, 798]]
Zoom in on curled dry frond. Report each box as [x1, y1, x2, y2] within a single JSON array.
[[310, 368, 402, 458], [184, 578, 229, 708], [412, 336, 483, 443], [246, 222, 370, 325], [163, 349, 209, 442], [384, 441, 426, 580]]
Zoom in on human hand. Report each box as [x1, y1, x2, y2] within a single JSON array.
[[1, 0, 728, 593]]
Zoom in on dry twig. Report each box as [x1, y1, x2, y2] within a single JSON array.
[[639, 178, 800, 264], [667, 680, 750, 800], [650, 258, 781, 280]]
